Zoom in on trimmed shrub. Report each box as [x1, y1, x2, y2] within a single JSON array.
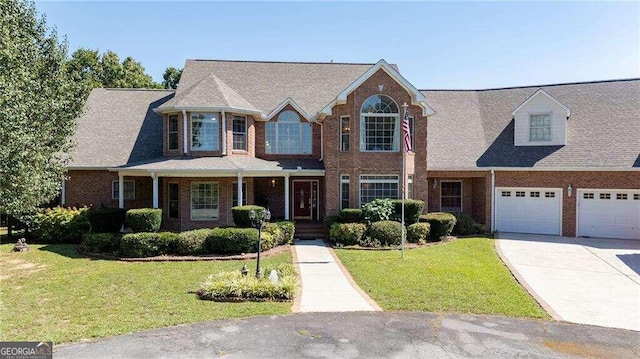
[[32, 206, 90, 243], [176, 229, 210, 255], [324, 216, 340, 231], [407, 222, 430, 244], [87, 207, 126, 233], [231, 205, 266, 228], [126, 208, 162, 232], [368, 220, 403, 246], [329, 222, 367, 246], [198, 263, 298, 301], [203, 227, 275, 254], [274, 221, 295, 244], [339, 208, 363, 223], [263, 223, 284, 246], [120, 233, 159, 258], [452, 213, 478, 236], [361, 198, 394, 222], [81, 233, 122, 253], [421, 212, 457, 241], [391, 199, 425, 225]]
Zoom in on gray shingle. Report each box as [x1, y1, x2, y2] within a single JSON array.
[[119, 156, 324, 172], [158, 60, 374, 116], [424, 79, 640, 169], [69, 88, 175, 167]]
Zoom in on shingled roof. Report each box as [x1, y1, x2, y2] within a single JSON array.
[[156, 60, 375, 117], [424, 79, 640, 170], [69, 88, 175, 168]]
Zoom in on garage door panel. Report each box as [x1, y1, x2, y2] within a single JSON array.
[[496, 188, 561, 235], [578, 190, 640, 240]]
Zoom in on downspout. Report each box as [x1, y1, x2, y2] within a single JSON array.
[[182, 110, 188, 154], [318, 121, 324, 161], [221, 111, 227, 155], [491, 169, 496, 232]]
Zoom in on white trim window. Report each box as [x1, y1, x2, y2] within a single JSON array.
[[340, 174, 350, 209], [340, 116, 350, 152], [407, 174, 414, 199], [359, 175, 399, 205], [191, 182, 219, 220], [232, 115, 247, 151], [440, 181, 462, 212], [112, 180, 135, 200], [529, 114, 551, 141], [168, 182, 179, 219], [168, 114, 179, 151], [266, 110, 312, 154], [191, 113, 219, 151], [360, 95, 400, 152]]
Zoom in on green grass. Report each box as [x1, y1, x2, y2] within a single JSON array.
[[0, 244, 292, 344], [335, 238, 548, 318]]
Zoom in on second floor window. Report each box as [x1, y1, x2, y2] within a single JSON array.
[[360, 95, 400, 152], [232, 115, 247, 151], [340, 116, 350, 152], [168, 115, 179, 151], [265, 110, 312, 154], [530, 114, 551, 141], [191, 113, 219, 151]]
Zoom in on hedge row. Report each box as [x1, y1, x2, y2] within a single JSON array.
[[81, 221, 294, 258], [419, 212, 457, 241]]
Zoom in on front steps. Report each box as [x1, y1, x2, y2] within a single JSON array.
[[294, 221, 327, 240]]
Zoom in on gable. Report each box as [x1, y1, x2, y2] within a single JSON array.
[[512, 89, 570, 147]]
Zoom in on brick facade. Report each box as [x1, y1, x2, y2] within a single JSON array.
[[426, 171, 492, 226], [322, 69, 428, 216], [65, 170, 154, 210]]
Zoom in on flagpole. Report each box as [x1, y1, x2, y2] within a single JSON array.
[[401, 103, 409, 259]]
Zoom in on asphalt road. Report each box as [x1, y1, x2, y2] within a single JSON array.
[[54, 312, 640, 358]]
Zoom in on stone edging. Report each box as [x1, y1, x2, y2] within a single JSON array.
[[79, 244, 290, 262]]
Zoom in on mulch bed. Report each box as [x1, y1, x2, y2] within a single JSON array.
[[79, 244, 291, 262]]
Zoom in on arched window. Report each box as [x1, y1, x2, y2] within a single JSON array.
[[265, 110, 312, 154], [360, 95, 400, 151]]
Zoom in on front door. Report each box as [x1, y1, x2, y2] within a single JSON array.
[[293, 181, 312, 219]]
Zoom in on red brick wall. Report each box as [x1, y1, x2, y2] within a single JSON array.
[[322, 69, 428, 215], [65, 170, 153, 210], [496, 171, 640, 237], [426, 171, 493, 226]]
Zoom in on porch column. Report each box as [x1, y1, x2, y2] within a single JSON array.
[[237, 172, 243, 206], [60, 176, 66, 206], [284, 174, 290, 220], [118, 174, 124, 209], [151, 172, 159, 209]]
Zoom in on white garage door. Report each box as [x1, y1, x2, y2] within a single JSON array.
[[496, 188, 562, 235], [578, 189, 640, 240]]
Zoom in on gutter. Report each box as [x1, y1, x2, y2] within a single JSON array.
[[491, 169, 496, 232]]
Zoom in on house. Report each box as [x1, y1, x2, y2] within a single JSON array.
[[63, 59, 640, 240]]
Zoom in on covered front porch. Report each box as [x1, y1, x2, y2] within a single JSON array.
[[111, 156, 325, 230]]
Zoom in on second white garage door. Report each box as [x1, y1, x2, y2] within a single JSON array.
[[496, 187, 562, 235], [577, 189, 640, 240]]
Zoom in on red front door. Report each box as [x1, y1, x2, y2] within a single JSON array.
[[293, 181, 312, 219]]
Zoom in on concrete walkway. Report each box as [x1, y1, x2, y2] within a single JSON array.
[[496, 233, 640, 331], [292, 239, 379, 312]]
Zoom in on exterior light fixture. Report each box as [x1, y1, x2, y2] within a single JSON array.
[[567, 184, 573, 197], [271, 178, 276, 188], [248, 208, 271, 278], [433, 179, 438, 189]]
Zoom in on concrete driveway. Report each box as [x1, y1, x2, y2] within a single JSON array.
[[496, 233, 640, 331]]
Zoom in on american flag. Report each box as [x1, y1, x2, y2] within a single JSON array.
[[402, 107, 412, 152]]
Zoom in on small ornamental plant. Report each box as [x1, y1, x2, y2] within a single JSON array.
[[197, 263, 298, 301]]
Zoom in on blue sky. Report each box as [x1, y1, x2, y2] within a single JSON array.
[[36, 1, 639, 89]]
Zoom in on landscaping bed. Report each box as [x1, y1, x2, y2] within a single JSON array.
[[335, 238, 549, 319]]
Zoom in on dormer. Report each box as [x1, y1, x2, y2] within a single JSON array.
[[511, 89, 571, 146]]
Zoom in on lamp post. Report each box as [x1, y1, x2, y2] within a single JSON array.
[[248, 208, 271, 278]]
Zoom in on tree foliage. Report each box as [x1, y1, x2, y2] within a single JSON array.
[[162, 66, 182, 89], [66, 48, 161, 89], [0, 0, 86, 216]]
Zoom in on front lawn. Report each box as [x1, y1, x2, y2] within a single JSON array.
[[0, 244, 292, 344], [335, 238, 548, 318]]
